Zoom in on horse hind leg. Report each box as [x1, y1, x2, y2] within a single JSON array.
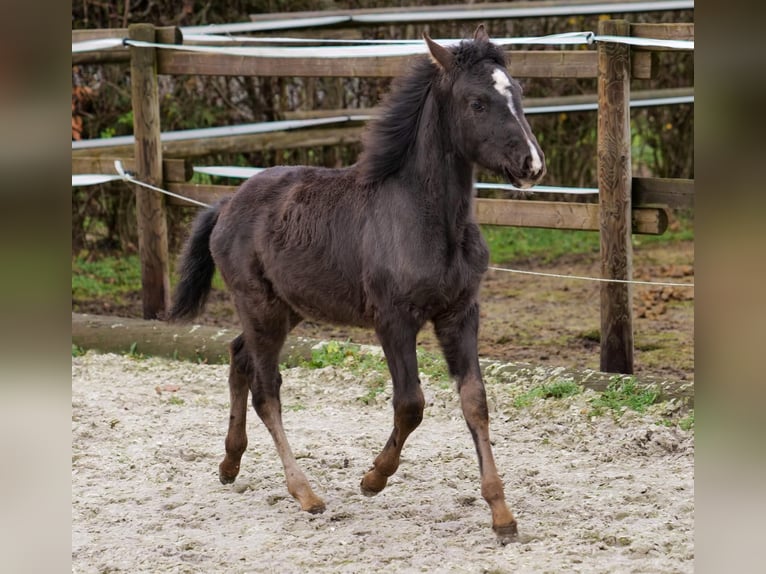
[[241, 305, 326, 514], [219, 334, 251, 484]]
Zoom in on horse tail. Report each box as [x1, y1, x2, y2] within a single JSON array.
[[168, 200, 226, 322]]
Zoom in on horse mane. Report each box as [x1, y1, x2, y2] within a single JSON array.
[[357, 37, 508, 186]]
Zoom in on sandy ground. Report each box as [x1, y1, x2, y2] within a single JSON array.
[[72, 352, 693, 573]]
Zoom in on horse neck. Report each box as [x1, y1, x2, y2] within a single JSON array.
[[408, 95, 475, 224]]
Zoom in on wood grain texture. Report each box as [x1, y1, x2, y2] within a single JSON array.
[[597, 19, 634, 374], [129, 24, 170, 320], [157, 50, 600, 79]]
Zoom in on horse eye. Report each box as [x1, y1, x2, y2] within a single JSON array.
[[470, 100, 485, 112]]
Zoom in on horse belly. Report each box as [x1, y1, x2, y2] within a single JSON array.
[[276, 268, 370, 327]]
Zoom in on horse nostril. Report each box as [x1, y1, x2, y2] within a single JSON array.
[[523, 154, 538, 177]]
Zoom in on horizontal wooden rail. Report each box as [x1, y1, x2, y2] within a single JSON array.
[[71, 126, 365, 159], [475, 198, 667, 234], [165, 183, 668, 234], [157, 49, 620, 79], [71, 163, 692, 214], [632, 177, 694, 209], [630, 23, 694, 51], [73, 86, 692, 159], [281, 86, 693, 120], [74, 34, 655, 80]]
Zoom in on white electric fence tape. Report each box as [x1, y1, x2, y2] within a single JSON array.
[[71, 161, 209, 208]]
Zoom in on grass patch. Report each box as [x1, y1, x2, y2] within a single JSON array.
[[481, 226, 599, 264], [481, 213, 693, 265], [72, 254, 227, 302], [301, 342, 389, 405], [589, 376, 661, 417], [513, 379, 582, 408], [72, 254, 143, 300], [302, 341, 450, 382], [678, 409, 694, 431], [303, 341, 387, 374], [72, 344, 86, 357], [301, 342, 453, 403], [416, 348, 450, 383]]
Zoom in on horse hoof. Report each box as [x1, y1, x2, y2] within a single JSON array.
[[219, 462, 239, 484], [360, 472, 386, 496], [304, 501, 327, 514], [494, 521, 519, 545], [219, 472, 236, 485]]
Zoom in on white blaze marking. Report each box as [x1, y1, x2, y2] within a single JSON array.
[[491, 68, 543, 175]]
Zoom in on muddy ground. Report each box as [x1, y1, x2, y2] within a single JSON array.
[[72, 351, 693, 573], [74, 239, 694, 382]]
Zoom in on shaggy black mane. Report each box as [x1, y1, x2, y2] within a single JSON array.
[[358, 37, 507, 185]]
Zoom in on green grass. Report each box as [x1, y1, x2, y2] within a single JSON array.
[[72, 253, 227, 301], [72, 254, 143, 300], [481, 213, 693, 265], [513, 379, 582, 408], [71, 217, 692, 302], [678, 409, 694, 431], [301, 341, 452, 404], [481, 226, 600, 264], [589, 376, 661, 417]]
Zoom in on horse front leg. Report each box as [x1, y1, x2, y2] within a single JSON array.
[[361, 321, 424, 495], [219, 334, 251, 484], [434, 303, 517, 543]]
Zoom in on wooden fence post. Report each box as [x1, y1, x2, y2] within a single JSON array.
[[597, 19, 634, 374], [128, 24, 170, 320]]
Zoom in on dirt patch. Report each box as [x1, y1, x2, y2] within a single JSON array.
[[73, 240, 694, 381], [72, 352, 693, 573]]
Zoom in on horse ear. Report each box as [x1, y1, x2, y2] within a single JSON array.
[[423, 33, 454, 71], [473, 24, 490, 43]]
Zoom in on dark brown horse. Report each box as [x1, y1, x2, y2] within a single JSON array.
[[169, 25, 545, 543]]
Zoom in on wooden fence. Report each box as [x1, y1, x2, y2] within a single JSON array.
[[71, 19, 694, 374]]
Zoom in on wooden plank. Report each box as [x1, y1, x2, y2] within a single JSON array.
[[72, 125, 365, 159], [597, 19, 634, 374], [71, 157, 192, 183], [158, 50, 600, 78], [282, 87, 694, 120], [167, 186, 667, 235], [162, 125, 364, 158], [631, 52, 653, 80], [631, 23, 694, 50], [477, 198, 598, 229], [129, 24, 170, 320], [475, 198, 666, 234], [633, 177, 694, 209], [72, 28, 129, 42], [72, 51, 129, 65]]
